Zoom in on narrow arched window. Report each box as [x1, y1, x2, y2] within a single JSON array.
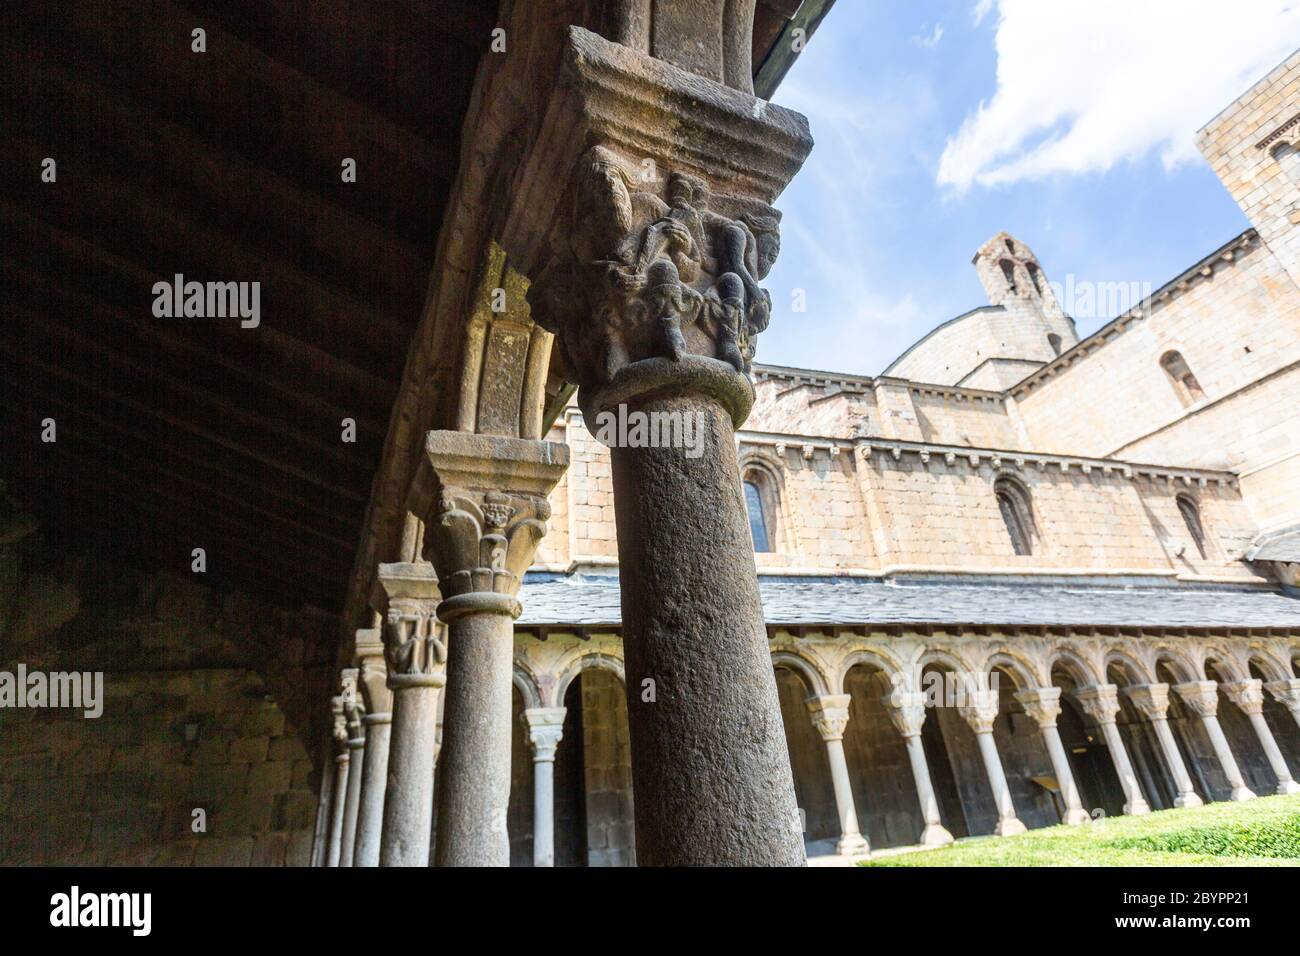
[[1273, 141, 1300, 185], [1177, 495, 1207, 559], [1004, 238, 1016, 256], [744, 478, 773, 552], [994, 478, 1034, 556], [1026, 261, 1046, 296], [1047, 332, 1062, 356], [999, 258, 1017, 293], [1159, 350, 1204, 406]]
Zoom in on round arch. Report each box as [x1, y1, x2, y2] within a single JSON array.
[[772, 650, 831, 697], [835, 646, 905, 695], [513, 662, 543, 711], [1103, 648, 1155, 686], [982, 649, 1041, 692], [1151, 649, 1199, 685], [554, 652, 626, 706], [1045, 646, 1103, 688]]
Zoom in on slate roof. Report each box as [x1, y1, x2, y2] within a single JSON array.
[[516, 574, 1300, 630], [1247, 527, 1300, 564]]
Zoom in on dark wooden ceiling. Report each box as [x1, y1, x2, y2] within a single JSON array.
[[2, 0, 496, 610], [2, 0, 821, 616]]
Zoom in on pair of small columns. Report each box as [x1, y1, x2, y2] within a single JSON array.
[[803, 692, 953, 856], [324, 670, 365, 867], [1176, 679, 1299, 798]]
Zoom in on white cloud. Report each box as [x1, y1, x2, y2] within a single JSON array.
[[938, 0, 1300, 191], [971, 0, 994, 27], [914, 23, 945, 50]]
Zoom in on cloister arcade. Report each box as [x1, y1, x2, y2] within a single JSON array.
[[490, 627, 1300, 864]]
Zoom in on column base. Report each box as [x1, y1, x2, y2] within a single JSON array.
[[1275, 780, 1300, 796], [1228, 787, 1257, 802], [835, 833, 870, 857], [994, 817, 1027, 837], [1174, 792, 1204, 809], [1123, 799, 1152, 816], [920, 823, 954, 847], [1062, 808, 1092, 825]]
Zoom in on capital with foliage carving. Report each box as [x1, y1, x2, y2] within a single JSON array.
[[805, 694, 852, 742], [522, 707, 567, 762], [409, 431, 568, 621], [1073, 684, 1121, 726], [331, 695, 349, 758], [1264, 678, 1300, 715], [1014, 686, 1063, 729], [883, 690, 928, 738], [1125, 683, 1172, 721], [958, 689, 1001, 734], [1174, 680, 1221, 719], [1220, 679, 1266, 716]]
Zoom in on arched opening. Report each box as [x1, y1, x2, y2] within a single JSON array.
[[1051, 663, 1126, 818], [1004, 238, 1017, 256], [1047, 332, 1063, 356], [987, 665, 1058, 829], [774, 665, 838, 854], [741, 464, 781, 553], [1155, 658, 1216, 801], [1176, 495, 1208, 560], [999, 258, 1017, 293], [1207, 659, 1275, 796], [1027, 261, 1046, 296], [1249, 659, 1300, 778], [916, 662, 989, 837], [994, 476, 1036, 556], [507, 667, 635, 866], [1107, 661, 1174, 809], [841, 664, 919, 849], [1273, 140, 1300, 185], [1159, 350, 1205, 406]]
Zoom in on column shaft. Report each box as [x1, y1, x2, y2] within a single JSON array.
[[380, 682, 441, 866], [434, 600, 516, 867], [902, 734, 955, 845], [533, 757, 556, 867], [326, 753, 349, 868], [973, 730, 1026, 835], [1098, 720, 1151, 815], [1152, 718, 1203, 807], [340, 736, 365, 866], [352, 715, 392, 866], [1247, 712, 1300, 795], [823, 736, 868, 856], [1204, 714, 1256, 801], [1039, 723, 1091, 824]]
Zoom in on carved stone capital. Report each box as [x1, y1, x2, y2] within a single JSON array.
[[514, 27, 812, 414], [331, 695, 349, 753], [1220, 678, 1266, 716], [882, 690, 927, 738], [805, 694, 852, 742], [1264, 678, 1300, 713], [522, 707, 567, 762], [1073, 684, 1121, 726], [1174, 680, 1221, 719], [354, 627, 393, 721], [1014, 686, 1063, 729], [409, 431, 568, 616], [340, 668, 365, 745], [958, 689, 1001, 734], [1125, 683, 1172, 721], [375, 560, 447, 689]]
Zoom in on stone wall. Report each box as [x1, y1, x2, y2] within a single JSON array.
[[0, 526, 333, 865], [578, 668, 635, 866]]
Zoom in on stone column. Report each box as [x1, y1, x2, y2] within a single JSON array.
[[804, 695, 870, 856], [352, 629, 394, 866], [1175, 681, 1256, 801], [958, 690, 1026, 836], [1125, 683, 1203, 808], [325, 695, 350, 867], [338, 669, 366, 866], [516, 26, 814, 867], [1074, 684, 1151, 816], [1014, 687, 1091, 824], [522, 706, 567, 867], [410, 432, 567, 867], [310, 750, 335, 867], [883, 691, 955, 845], [377, 562, 446, 867], [1222, 679, 1300, 796], [1265, 678, 1300, 731]]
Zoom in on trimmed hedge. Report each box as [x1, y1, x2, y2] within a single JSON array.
[[1103, 813, 1300, 859]]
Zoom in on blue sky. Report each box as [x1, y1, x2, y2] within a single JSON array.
[[759, 0, 1300, 375]]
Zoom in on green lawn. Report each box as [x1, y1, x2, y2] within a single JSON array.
[[860, 795, 1300, 866]]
